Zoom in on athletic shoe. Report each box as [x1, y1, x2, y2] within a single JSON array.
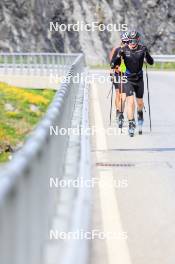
[[128, 119, 136, 137], [118, 112, 124, 128]]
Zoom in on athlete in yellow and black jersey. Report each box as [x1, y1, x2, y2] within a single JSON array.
[[109, 32, 128, 127]]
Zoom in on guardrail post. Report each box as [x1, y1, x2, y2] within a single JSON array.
[[4, 54, 7, 74], [27, 54, 30, 75], [20, 54, 23, 75], [12, 54, 16, 74], [40, 54, 43, 76], [34, 55, 38, 76], [52, 54, 55, 75]]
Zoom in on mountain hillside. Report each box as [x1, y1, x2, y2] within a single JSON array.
[[0, 0, 174, 64]]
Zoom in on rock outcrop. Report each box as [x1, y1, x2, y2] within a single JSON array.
[[0, 0, 174, 64]]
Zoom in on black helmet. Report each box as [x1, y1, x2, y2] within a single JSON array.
[[121, 32, 129, 43], [128, 30, 140, 44]]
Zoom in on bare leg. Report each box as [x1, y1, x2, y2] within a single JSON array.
[[136, 98, 144, 134], [117, 92, 126, 112], [115, 89, 120, 111], [136, 98, 144, 111], [127, 95, 135, 120]]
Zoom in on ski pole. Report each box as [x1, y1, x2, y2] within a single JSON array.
[[109, 80, 114, 125], [145, 63, 152, 132], [120, 55, 123, 133], [107, 86, 112, 98], [107, 71, 114, 98]]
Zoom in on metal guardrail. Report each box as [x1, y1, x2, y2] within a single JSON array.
[[60, 79, 91, 264], [152, 55, 175, 62], [0, 53, 80, 76], [0, 54, 174, 76], [0, 53, 90, 264]]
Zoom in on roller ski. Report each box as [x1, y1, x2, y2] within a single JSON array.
[[138, 110, 144, 135], [128, 120, 136, 137]]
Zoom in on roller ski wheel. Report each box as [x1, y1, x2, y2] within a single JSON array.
[[138, 130, 142, 135], [129, 130, 134, 137]]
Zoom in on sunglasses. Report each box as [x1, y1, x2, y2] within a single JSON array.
[[128, 39, 138, 44], [122, 40, 129, 44]]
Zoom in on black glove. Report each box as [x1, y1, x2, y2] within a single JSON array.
[[143, 46, 148, 54], [110, 62, 115, 69], [118, 48, 124, 57], [110, 72, 114, 82]]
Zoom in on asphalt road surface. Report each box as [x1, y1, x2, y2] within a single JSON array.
[[90, 70, 175, 264]]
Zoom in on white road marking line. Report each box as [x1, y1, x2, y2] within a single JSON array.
[[91, 83, 107, 152], [92, 82, 132, 264]]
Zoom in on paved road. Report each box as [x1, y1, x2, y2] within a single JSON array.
[[90, 70, 175, 264]]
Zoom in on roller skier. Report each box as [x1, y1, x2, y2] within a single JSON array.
[[109, 32, 128, 128], [111, 30, 154, 137]]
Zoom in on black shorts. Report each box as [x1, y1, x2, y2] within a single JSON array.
[[124, 76, 144, 98], [113, 73, 125, 93]]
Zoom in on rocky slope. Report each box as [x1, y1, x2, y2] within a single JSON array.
[[120, 0, 175, 54], [0, 0, 174, 64]]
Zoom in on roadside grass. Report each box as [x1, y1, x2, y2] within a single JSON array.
[[0, 82, 55, 162], [144, 62, 175, 70], [89, 62, 175, 70]]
